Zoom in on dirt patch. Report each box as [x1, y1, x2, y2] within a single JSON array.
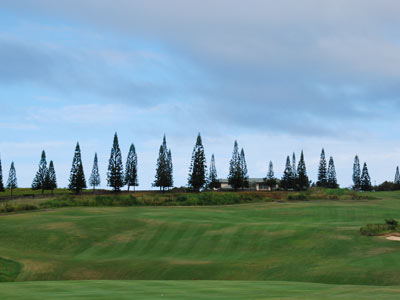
[[386, 235, 400, 241]]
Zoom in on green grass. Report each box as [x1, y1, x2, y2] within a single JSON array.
[[1, 190, 400, 297], [1, 280, 400, 299]]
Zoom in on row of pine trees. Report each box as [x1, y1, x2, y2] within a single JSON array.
[[0, 132, 387, 195]]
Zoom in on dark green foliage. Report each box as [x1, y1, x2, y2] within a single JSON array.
[[296, 150, 309, 191], [188, 133, 207, 191], [207, 154, 220, 189], [317, 148, 327, 187], [32, 150, 48, 194], [291, 152, 297, 182], [125, 144, 138, 191], [280, 156, 293, 190], [265, 161, 277, 190], [360, 219, 399, 236], [376, 181, 397, 191], [352, 155, 361, 190], [360, 224, 393, 236], [107, 133, 124, 191], [167, 149, 173, 188], [0, 156, 4, 192], [153, 135, 173, 190], [394, 166, 400, 185], [327, 156, 339, 188], [228, 141, 242, 190], [45, 160, 57, 192], [89, 153, 101, 191], [240, 148, 249, 189], [360, 162, 372, 191], [386, 218, 399, 230], [68, 142, 87, 194], [6, 162, 17, 196], [126, 145, 138, 190]]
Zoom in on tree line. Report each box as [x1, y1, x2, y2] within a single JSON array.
[[0, 132, 398, 195]]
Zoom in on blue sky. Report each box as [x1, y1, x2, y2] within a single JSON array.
[[1, 0, 400, 189]]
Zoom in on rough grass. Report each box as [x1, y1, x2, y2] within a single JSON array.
[[1, 280, 400, 300], [0, 188, 372, 213]]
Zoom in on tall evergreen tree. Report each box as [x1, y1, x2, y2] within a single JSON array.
[[317, 148, 328, 187], [45, 160, 57, 193], [296, 150, 309, 191], [125, 144, 138, 191], [292, 152, 297, 181], [0, 156, 4, 192], [167, 149, 173, 188], [265, 161, 277, 190], [228, 140, 242, 190], [280, 156, 293, 190], [188, 133, 207, 191], [89, 153, 101, 191], [107, 133, 124, 191], [154, 135, 173, 191], [68, 142, 86, 194], [240, 148, 249, 189], [208, 154, 220, 189], [7, 162, 17, 197], [360, 162, 372, 191], [394, 166, 400, 185], [352, 155, 361, 190], [327, 156, 338, 188], [32, 150, 48, 194]]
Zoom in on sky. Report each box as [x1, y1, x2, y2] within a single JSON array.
[[1, 0, 400, 189]]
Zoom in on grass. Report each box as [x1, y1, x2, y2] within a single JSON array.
[[1, 189, 400, 298], [1, 280, 400, 299]]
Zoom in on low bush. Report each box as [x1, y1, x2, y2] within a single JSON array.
[[360, 219, 400, 236], [287, 192, 309, 201], [0, 203, 38, 213]]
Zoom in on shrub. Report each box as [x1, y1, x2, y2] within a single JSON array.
[[360, 219, 399, 236], [360, 224, 391, 236], [385, 218, 399, 230]]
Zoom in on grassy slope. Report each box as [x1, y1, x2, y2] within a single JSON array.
[[0, 191, 400, 286], [1, 280, 400, 300]]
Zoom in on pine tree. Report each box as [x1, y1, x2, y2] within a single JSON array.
[[68, 142, 86, 194], [167, 149, 173, 188], [327, 156, 338, 188], [240, 148, 249, 189], [394, 166, 400, 185], [107, 133, 124, 191], [7, 162, 17, 197], [125, 144, 138, 191], [228, 140, 242, 190], [317, 148, 327, 187], [154, 135, 173, 191], [89, 153, 101, 191], [32, 150, 48, 194], [208, 154, 220, 189], [352, 155, 361, 190], [280, 156, 293, 190], [45, 160, 57, 193], [265, 161, 277, 190], [296, 150, 309, 191], [360, 162, 372, 191], [188, 133, 207, 191], [292, 152, 297, 181], [0, 156, 4, 192]]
